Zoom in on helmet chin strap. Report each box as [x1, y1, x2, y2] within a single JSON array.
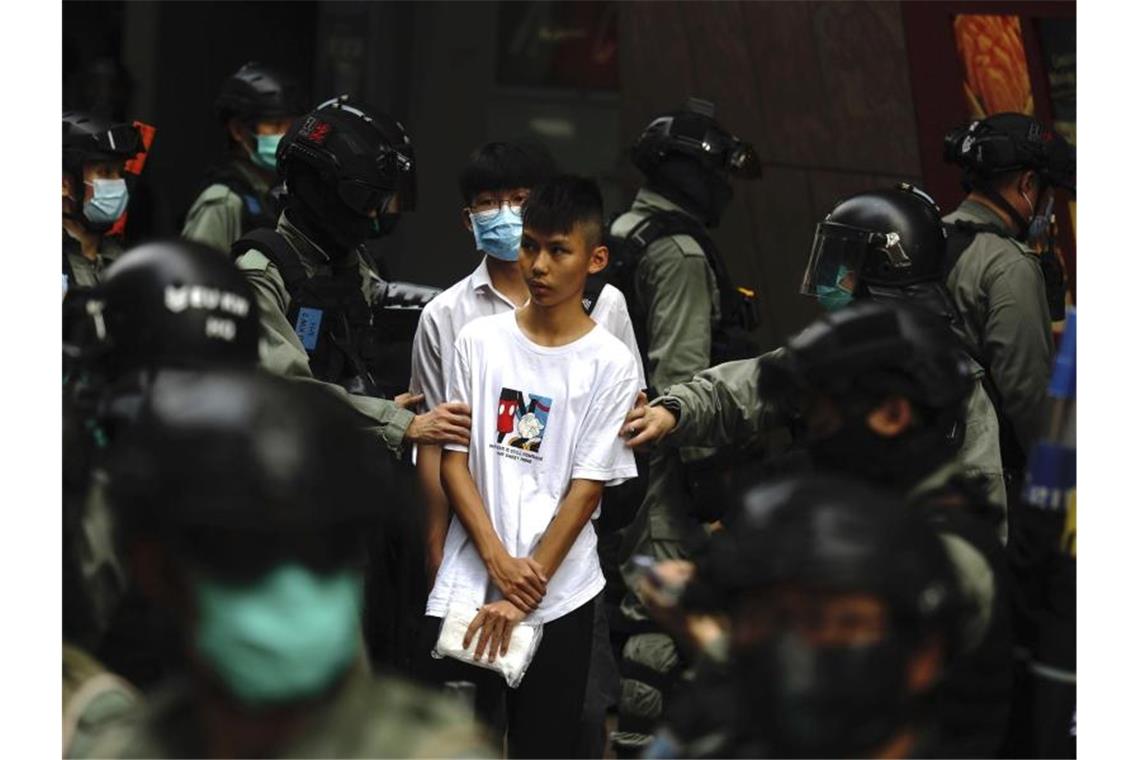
[[979, 187, 1031, 240]]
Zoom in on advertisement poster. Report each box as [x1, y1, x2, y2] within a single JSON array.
[[496, 1, 618, 91], [953, 15, 1034, 117]]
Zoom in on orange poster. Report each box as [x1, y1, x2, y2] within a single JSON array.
[[953, 15, 1034, 118]]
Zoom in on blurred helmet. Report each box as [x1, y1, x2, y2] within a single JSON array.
[[85, 239, 260, 376], [215, 61, 306, 123]]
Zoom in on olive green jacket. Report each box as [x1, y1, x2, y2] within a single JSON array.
[[658, 351, 1009, 534], [79, 668, 495, 759], [235, 212, 413, 453], [64, 235, 124, 290], [63, 643, 137, 759], [182, 158, 273, 254], [943, 199, 1054, 452], [658, 359, 1002, 648], [610, 189, 722, 540], [609, 188, 721, 395]]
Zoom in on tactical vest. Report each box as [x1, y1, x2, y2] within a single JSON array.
[[601, 211, 760, 387], [232, 229, 440, 397], [233, 229, 385, 396], [943, 220, 1031, 475]]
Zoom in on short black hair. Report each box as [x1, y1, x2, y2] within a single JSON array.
[[522, 174, 605, 248], [458, 141, 558, 205]]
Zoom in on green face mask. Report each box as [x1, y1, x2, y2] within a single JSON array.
[[817, 264, 856, 312], [249, 133, 284, 172], [192, 563, 363, 705]]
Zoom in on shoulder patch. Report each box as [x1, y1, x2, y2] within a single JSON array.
[[195, 183, 242, 205], [234, 249, 272, 273]]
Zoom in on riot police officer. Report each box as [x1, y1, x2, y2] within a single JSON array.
[[63, 111, 143, 291], [64, 239, 262, 756], [81, 371, 493, 758], [942, 113, 1076, 478], [231, 95, 470, 455], [609, 98, 761, 755], [182, 62, 306, 253], [629, 300, 1015, 756], [627, 184, 1009, 533], [651, 475, 961, 758], [799, 183, 1008, 524]]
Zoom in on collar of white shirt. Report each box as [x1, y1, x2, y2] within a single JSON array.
[[469, 255, 521, 309]]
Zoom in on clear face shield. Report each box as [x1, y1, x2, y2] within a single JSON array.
[[800, 221, 872, 311]]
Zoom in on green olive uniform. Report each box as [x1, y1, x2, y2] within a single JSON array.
[[63, 642, 138, 759], [64, 235, 124, 290], [80, 668, 495, 759], [660, 351, 1008, 534], [609, 188, 722, 753], [943, 199, 1054, 452], [182, 159, 274, 254], [234, 212, 413, 454]]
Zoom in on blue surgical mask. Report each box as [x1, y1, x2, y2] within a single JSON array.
[[816, 265, 855, 312], [249, 133, 284, 172], [83, 178, 129, 225], [192, 563, 363, 705], [470, 205, 524, 261]]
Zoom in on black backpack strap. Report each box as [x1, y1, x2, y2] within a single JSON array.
[[942, 220, 1016, 278], [231, 228, 310, 295], [191, 164, 277, 232]]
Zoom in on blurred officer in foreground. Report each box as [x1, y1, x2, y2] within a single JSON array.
[[232, 95, 469, 456], [626, 301, 1014, 756], [647, 476, 961, 758], [81, 371, 493, 759], [64, 239, 262, 755], [608, 97, 762, 756], [63, 111, 143, 291], [182, 62, 306, 252], [942, 113, 1076, 483]]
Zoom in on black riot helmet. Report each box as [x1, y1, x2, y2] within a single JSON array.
[[705, 475, 958, 644], [761, 299, 973, 416], [109, 370, 389, 576], [759, 300, 974, 487], [801, 184, 948, 306], [63, 110, 142, 229], [697, 475, 959, 757], [944, 112, 1076, 194], [83, 239, 260, 377], [63, 110, 142, 177], [278, 95, 417, 250], [632, 98, 761, 180], [215, 61, 306, 124]]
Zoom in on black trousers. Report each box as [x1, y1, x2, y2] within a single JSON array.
[[415, 597, 597, 759]]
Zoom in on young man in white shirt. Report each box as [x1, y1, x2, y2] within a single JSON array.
[[410, 142, 644, 580], [419, 176, 641, 756]]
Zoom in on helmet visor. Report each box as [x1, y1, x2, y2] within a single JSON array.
[[800, 221, 870, 302], [337, 178, 395, 217]]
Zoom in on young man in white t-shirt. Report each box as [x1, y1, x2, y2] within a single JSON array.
[[410, 142, 644, 581], [418, 176, 640, 756]]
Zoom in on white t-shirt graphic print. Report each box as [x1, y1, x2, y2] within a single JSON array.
[[426, 311, 640, 624]]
